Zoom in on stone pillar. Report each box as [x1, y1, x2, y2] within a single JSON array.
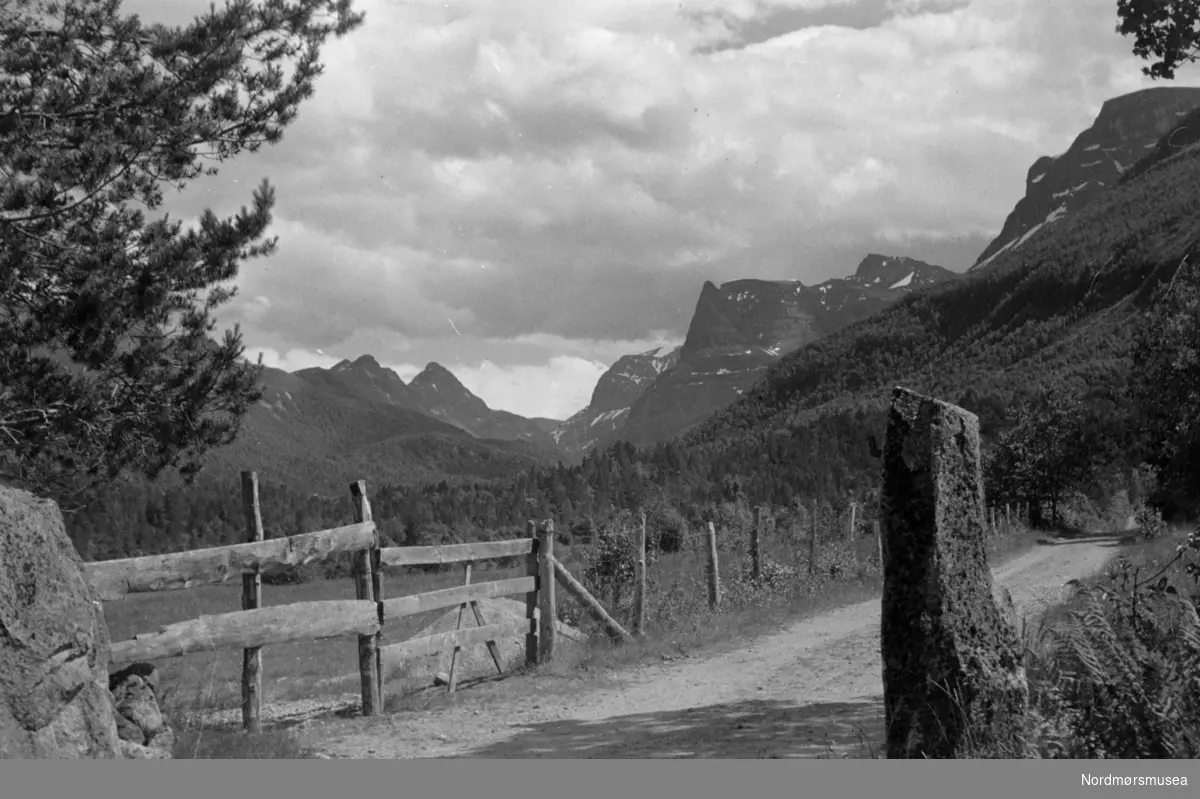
[[0, 485, 123, 759], [879, 387, 1027, 759]]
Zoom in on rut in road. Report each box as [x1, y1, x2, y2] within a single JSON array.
[[313, 538, 1119, 759]]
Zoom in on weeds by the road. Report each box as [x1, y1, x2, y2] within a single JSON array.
[[938, 520, 1200, 760]]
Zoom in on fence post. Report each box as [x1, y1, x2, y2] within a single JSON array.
[[847, 501, 857, 541], [524, 520, 540, 667], [349, 480, 378, 717], [239, 471, 264, 734], [751, 506, 762, 582], [874, 520, 883, 567], [705, 521, 721, 610], [808, 499, 818, 578], [635, 512, 647, 637], [537, 521, 556, 663], [351, 480, 383, 704]]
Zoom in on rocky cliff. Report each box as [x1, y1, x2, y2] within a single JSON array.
[[972, 86, 1200, 271], [552, 346, 680, 458]]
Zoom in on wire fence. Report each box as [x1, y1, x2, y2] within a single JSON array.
[[552, 499, 1034, 639]]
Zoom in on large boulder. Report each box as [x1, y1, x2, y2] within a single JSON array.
[[0, 484, 123, 758], [879, 388, 1028, 758]]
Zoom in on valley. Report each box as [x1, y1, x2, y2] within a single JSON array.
[[59, 84, 1200, 566]]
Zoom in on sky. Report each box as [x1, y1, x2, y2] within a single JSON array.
[[125, 0, 1200, 421]]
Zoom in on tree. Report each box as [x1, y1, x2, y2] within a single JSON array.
[[1128, 257, 1200, 518], [985, 388, 1104, 528], [0, 0, 364, 501], [1117, 0, 1200, 79]]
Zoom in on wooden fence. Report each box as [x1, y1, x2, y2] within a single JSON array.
[[82, 472, 626, 732]]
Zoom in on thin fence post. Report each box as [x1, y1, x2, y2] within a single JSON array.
[[524, 520, 539, 667], [634, 512, 647, 637], [705, 521, 721, 610], [874, 520, 882, 568], [1006, 502, 1012, 534], [239, 471, 264, 734], [847, 501, 857, 541], [357, 482, 383, 703], [350, 480, 378, 717], [537, 521, 556, 663], [808, 499, 818, 578], [751, 506, 762, 582]]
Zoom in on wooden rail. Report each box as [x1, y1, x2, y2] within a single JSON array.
[[380, 577, 536, 619], [552, 556, 632, 643], [109, 600, 380, 667], [85, 521, 378, 601], [379, 538, 533, 568]]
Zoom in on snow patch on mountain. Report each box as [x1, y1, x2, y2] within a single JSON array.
[[590, 408, 629, 427]]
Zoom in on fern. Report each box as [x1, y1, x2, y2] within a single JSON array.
[[1026, 564, 1200, 758]]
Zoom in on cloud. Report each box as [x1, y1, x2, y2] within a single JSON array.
[[122, 0, 1200, 419], [448, 357, 612, 420], [246, 346, 343, 373]]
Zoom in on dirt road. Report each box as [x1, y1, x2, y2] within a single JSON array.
[[310, 538, 1118, 759]]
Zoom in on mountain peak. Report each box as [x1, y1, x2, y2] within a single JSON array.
[[853, 254, 907, 280], [412, 361, 463, 386], [419, 361, 451, 374], [354, 354, 380, 366], [331, 354, 384, 373], [409, 363, 478, 407]]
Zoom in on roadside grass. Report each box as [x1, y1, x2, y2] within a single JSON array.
[[103, 514, 1041, 758]]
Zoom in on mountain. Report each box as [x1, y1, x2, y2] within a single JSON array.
[[595, 255, 959, 450], [294, 354, 416, 408], [406, 362, 558, 448], [972, 86, 1200, 271], [646, 123, 1200, 512], [552, 345, 681, 458], [195, 359, 561, 495], [529, 418, 562, 434], [290, 356, 557, 451]]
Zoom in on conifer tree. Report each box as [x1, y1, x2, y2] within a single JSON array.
[[0, 0, 364, 500]]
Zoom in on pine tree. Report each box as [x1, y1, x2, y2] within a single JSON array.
[[0, 0, 364, 501]]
